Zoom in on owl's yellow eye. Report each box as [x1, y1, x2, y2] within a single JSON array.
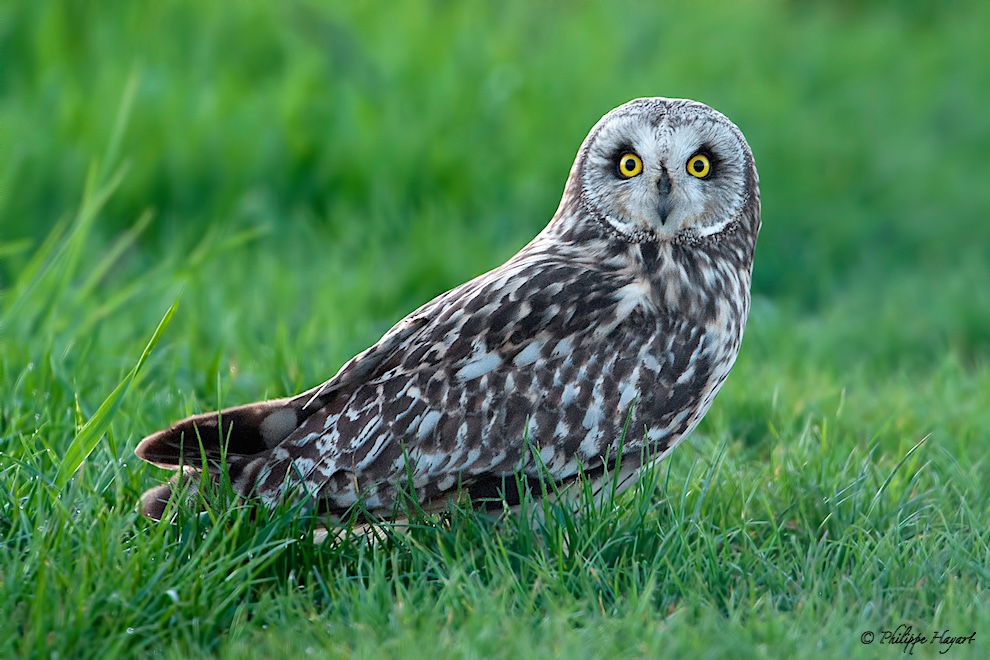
[[686, 153, 711, 178], [617, 153, 643, 178]]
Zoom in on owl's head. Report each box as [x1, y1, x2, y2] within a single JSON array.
[[566, 98, 759, 242]]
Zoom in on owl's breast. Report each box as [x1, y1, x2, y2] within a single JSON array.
[[620, 267, 748, 457]]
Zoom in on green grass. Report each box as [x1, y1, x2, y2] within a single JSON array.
[[2, 1, 989, 657]]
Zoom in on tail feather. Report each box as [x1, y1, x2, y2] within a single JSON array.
[[134, 319, 419, 520], [134, 396, 310, 469], [138, 465, 206, 521], [135, 384, 334, 520], [140, 482, 176, 521]]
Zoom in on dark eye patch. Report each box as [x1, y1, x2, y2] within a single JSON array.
[[692, 143, 721, 176], [610, 144, 637, 177]]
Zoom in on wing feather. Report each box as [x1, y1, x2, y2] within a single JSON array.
[[250, 254, 637, 512]]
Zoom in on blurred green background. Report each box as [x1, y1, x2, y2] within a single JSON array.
[[2, 0, 989, 416]]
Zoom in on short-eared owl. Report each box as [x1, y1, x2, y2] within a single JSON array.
[[136, 97, 761, 522]]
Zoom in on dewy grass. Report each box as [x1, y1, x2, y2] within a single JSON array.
[[57, 294, 178, 489]]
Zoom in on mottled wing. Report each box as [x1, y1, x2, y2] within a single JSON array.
[[238, 250, 642, 513]]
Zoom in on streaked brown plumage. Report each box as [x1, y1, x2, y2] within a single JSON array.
[[136, 97, 760, 523]]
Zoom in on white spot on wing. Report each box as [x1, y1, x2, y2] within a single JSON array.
[[582, 405, 601, 430], [259, 408, 298, 447], [579, 427, 603, 457], [456, 351, 502, 381], [561, 382, 580, 406], [551, 336, 574, 358], [418, 410, 441, 441], [513, 340, 544, 367], [617, 381, 638, 412]]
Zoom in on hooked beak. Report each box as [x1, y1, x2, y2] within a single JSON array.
[[656, 168, 674, 225]]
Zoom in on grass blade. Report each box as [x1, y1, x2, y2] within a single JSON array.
[[56, 294, 180, 488]]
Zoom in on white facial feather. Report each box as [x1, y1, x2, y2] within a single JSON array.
[[578, 98, 752, 241]]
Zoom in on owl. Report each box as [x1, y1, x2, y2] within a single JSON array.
[[136, 97, 761, 525]]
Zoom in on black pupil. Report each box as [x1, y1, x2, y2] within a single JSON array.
[[693, 158, 705, 172], [623, 158, 635, 172]]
